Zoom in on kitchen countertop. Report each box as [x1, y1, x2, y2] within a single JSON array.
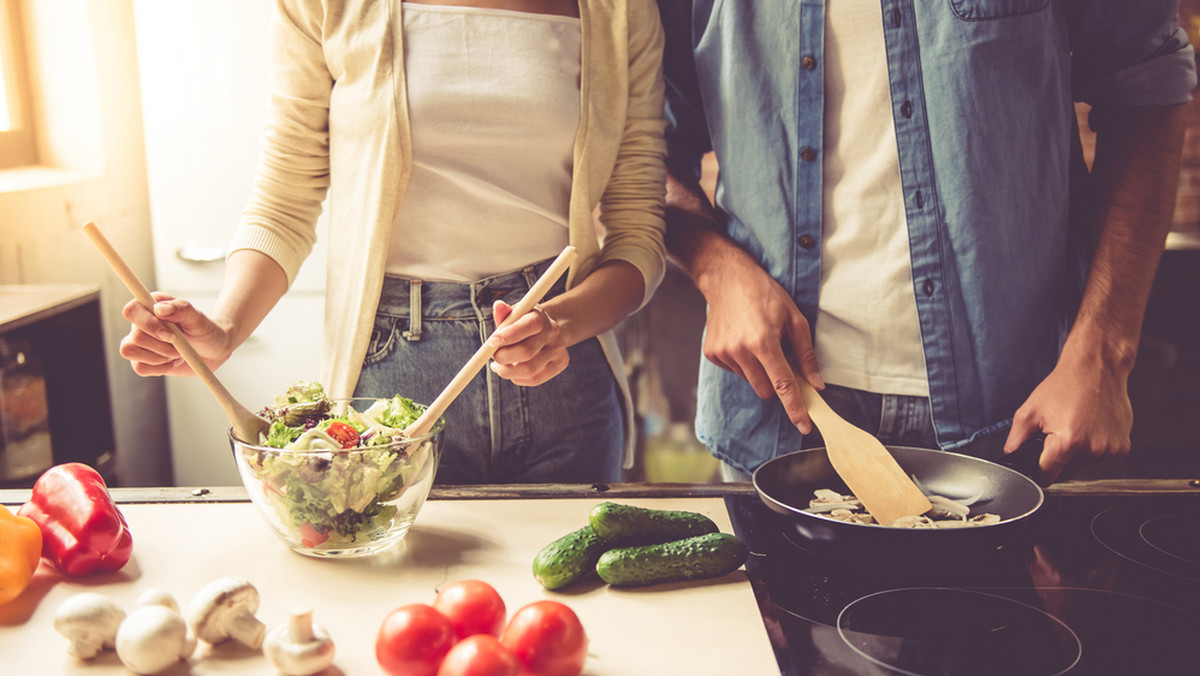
[[0, 284, 100, 334], [5, 478, 1200, 675], [0, 484, 777, 675]]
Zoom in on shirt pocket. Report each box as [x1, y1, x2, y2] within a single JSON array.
[[949, 0, 1050, 20]]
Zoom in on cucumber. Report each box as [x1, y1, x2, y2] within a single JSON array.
[[595, 532, 749, 587], [532, 525, 611, 590], [588, 501, 719, 545]]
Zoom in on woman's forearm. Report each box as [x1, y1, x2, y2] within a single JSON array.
[[540, 260, 644, 347], [209, 249, 290, 352]]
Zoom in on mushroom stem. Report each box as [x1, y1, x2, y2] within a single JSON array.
[[229, 612, 267, 649], [288, 610, 315, 643]]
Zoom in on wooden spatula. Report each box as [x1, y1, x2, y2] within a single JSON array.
[[402, 245, 578, 439], [798, 378, 931, 526], [82, 221, 270, 444]]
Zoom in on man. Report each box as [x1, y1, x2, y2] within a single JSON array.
[[656, 1, 1195, 483]]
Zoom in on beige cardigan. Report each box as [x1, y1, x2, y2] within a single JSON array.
[[228, 0, 668, 467]]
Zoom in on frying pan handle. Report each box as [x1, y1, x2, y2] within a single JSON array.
[[1000, 433, 1045, 482]]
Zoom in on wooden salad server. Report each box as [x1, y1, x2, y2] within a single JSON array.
[[798, 378, 931, 526], [402, 245, 578, 439], [82, 221, 270, 443]]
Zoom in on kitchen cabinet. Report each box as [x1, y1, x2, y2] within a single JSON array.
[[0, 487, 777, 675], [0, 284, 116, 487]]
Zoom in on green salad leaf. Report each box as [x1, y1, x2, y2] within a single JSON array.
[[247, 382, 430, 547]]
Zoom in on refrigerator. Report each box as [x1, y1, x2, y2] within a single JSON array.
[[132, 0, 328, 486]]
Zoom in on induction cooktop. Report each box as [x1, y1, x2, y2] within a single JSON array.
[[727, 492, 1200, 675]]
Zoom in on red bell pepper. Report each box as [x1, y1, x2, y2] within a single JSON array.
[[18, 463, 133, 576]]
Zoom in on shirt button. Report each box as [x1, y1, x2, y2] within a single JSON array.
[[901, 100, 913, 118], [915, 190, 925, 209], [892, 8, 902, 27], [800, 147, 817, 162], [802, 56, 817, 70], [923, 279, 934, 296], [799, 235, 816, 250]]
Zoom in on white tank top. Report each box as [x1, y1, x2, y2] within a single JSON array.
[[387, 4, 579, 282], [815, 1, 930, 397]]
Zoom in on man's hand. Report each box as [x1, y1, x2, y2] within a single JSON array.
[[1003, 350, 1132, 484], [1003, 102, 1188, 483], [664, 164, 823, 433], [696, 246, 824, 434]]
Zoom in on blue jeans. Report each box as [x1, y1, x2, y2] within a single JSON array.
[[354, 260, 623, 484], [721, 384, 1008, 481]]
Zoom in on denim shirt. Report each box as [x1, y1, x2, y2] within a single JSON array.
[[657, 0, 1196, 472]]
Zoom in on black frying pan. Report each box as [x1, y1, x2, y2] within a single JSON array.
[[752, 444, 1044, 557]]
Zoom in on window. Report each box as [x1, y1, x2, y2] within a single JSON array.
[[0, 0, 36, 168]]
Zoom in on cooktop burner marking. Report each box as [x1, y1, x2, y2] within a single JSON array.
[[1139, 513, 1200, 565], [836, 587, 1081, 676], [1091, 507, 1200, 582]]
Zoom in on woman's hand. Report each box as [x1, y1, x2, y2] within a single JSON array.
[[119, 293, 234, 377], [487, 300, 569, 387]]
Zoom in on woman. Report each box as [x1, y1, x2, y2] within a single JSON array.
[[119, 0, 667, 484]]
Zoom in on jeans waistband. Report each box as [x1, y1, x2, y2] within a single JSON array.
[[375, 258, 565, 339]]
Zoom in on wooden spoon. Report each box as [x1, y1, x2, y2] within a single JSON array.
[[798, 378, 931, 526], [402, 245, 578, 439], [81, 221, 270, 443]]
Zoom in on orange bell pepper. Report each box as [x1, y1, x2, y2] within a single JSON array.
[[0, 503, 43, 604]]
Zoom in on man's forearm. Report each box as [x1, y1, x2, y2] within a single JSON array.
[[664, 165, 751, 297], [1064, 103, 1188, 370]]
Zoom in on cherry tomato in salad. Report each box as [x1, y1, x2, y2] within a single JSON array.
[[376, 604, 457, 676], [436, 634, 522, 676], [325, 421, 360, 448], [297, 521, 329, 548], [501, 601, 588, 676], [433, 579, 507, 640]]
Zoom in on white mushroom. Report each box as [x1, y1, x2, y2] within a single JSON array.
[[926, 495, 971, 521], [263, 608, 336, 675], [891, 515, 938, 528], [115, 604, 196, 674], [811, 488, 849, 503], [54, 592, 126, 659], [135, 588, 180, 612], [187, 576, 266, 649]]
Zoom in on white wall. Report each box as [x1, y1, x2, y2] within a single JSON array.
[[0, 0, 170, 486]]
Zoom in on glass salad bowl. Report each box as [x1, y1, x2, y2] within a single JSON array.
[[230, 395, 444, 559]]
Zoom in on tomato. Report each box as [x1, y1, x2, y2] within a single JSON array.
[[297, 521, 329, 548], [436, 634, 522, 676], [325, 421, 360, 448], [376, 604, 457, 676], [433, 579, 507, 640], [501, 601, 587, 676]]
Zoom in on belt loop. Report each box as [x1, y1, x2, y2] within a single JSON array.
[[403, 280, 423, 341], [520, 264, 539, 289]]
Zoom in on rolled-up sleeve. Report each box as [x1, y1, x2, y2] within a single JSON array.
[[228, 0, 333, 286], [1071, 0, 1197, 132], [657, 0, 712, 182]]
